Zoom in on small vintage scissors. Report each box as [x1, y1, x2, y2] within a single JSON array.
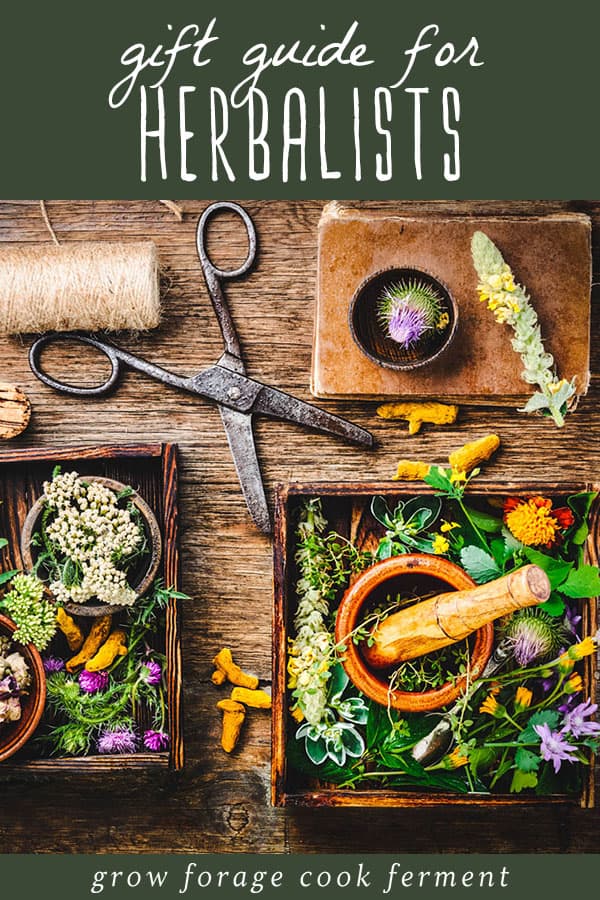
[[29, 202, 373, 534]]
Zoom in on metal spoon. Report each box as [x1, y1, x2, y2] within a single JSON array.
[[411, 638, 513, 766]]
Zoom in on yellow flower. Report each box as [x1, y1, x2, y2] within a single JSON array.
[[549, 378, 569, 396], [437, 312, 450, 329], [564, 673, 583, 694], [432, 534, 450, 555], [494, 308, 510, 324], [502, 272, 516, 292], [449, 468, 467, 485], [566, 637, 597, 661], [290, 706, 304, 723], [440, 521, 459, 533], [557, 653, 575, 675], [504, 496, 559, 547], [479, 694, 505, 717], [444, 747, 469, 769], [488, 298, 500, 311], [514, 686, 533, 712], [488, 274, 503, 290]]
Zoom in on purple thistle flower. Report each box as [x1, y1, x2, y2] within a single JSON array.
[[140, 660, 162, 685], [43, 655, 65, 674], [97, 726, 137, 754], [387, 302, 429, 348], [534, 722, 579, 773], [143, 729, 170, 752], [79, 669, 109, 694], [561, 699, 600, 739]]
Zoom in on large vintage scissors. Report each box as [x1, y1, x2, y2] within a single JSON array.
[[29, 201, 373, 534]]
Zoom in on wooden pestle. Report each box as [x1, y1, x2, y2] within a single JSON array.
[[362, 564, 550, 669]]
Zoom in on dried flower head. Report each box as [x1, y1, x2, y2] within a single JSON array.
[[78, 669, 109, 694], [143, 729, 170, 751], [501, 608, 570, 667], [377, 279, 446, 349], [97, 725, 137, 754]]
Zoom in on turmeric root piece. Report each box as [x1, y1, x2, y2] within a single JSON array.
[[392, 460, 431, 481], [217, 699, 246, 752], [449, 434, 500, 474], [211, 669, 227, 686], [230, 687, 271, 709], [66, 615, 112, 673], [56, 606, 84, 652], [85, 628, 128, 672], [377, 401, 458, 435], [213, 647, 259, 689]]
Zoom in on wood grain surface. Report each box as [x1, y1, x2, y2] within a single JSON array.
[[0, 199, 598, 853]]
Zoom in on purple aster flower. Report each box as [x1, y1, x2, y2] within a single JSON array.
[[534, 722, 579, 773], [559, 693, 580, 714], [140, 660, 162, 685], [97, 726, 137, 754], [79, 669, 109, 694], [143, 729, 170, 751], [561, 699, 600, 739], [387, 303, 429, 348], [43, 655, 65, 674]]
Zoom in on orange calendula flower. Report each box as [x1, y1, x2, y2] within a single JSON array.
[[479, 694, 505, 717], [444, 747, 469, 769], [514, 686, 533, 712], [564, 673, 583, 695], [503, 496, 574, 548]]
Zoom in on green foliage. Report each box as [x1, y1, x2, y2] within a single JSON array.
[[460, 546, 501, 584], [371, 495, 441, 558]]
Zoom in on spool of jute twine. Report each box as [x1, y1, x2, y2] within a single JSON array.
[[0, 240, 161, 333]]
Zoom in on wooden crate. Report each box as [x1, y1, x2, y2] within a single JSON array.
[[0, 443, 183, 775], [272, 481, 598, 808]]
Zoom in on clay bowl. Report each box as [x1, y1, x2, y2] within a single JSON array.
[[348, 266, 458, 370], [335, 553, 494, 712], [21, 476, 162, 617], [0, 613, 46, 762]]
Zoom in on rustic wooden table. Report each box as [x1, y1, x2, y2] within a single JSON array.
[[0, 200, 598, 853]]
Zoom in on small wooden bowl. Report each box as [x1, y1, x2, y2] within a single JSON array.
[[0, 613, 46, 762], [21, 476, 162, 617], [348, 267, 458, 370], [335, 554, 494, 712]]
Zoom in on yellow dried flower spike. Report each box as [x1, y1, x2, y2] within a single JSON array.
[[448, 434, 500, 474], [376, 401, 458, 435], [392, 460, 431, 481]]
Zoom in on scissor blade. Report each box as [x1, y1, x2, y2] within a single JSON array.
[[252, 385, 374, 448], [218, 405, 271, 535]]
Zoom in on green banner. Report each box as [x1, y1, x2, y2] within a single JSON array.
[[0, 853, 595, 898], [1, 0, 598, 197]]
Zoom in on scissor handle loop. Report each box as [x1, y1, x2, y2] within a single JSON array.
[[29, 332, 122, 397], [196, 201, 257, 280]]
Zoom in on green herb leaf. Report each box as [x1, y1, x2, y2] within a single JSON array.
[[424, 466, 454, 494], [523, 549, 573, 589], [519, 710, 561, 744], [539, 593, 566, 618], [0, 569, 19, 586], [460, 546, 501, 584], [560, 564, 600, 598], [463, 506, 502, 534], [510, 770, 538, 793], [567, 492, 597, 546], [515, 747, 541, 773]]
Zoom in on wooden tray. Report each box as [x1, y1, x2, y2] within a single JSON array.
[[312, 204, 592, 401], [0, 443, 183, 775], [272, 481, 598, 808]]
